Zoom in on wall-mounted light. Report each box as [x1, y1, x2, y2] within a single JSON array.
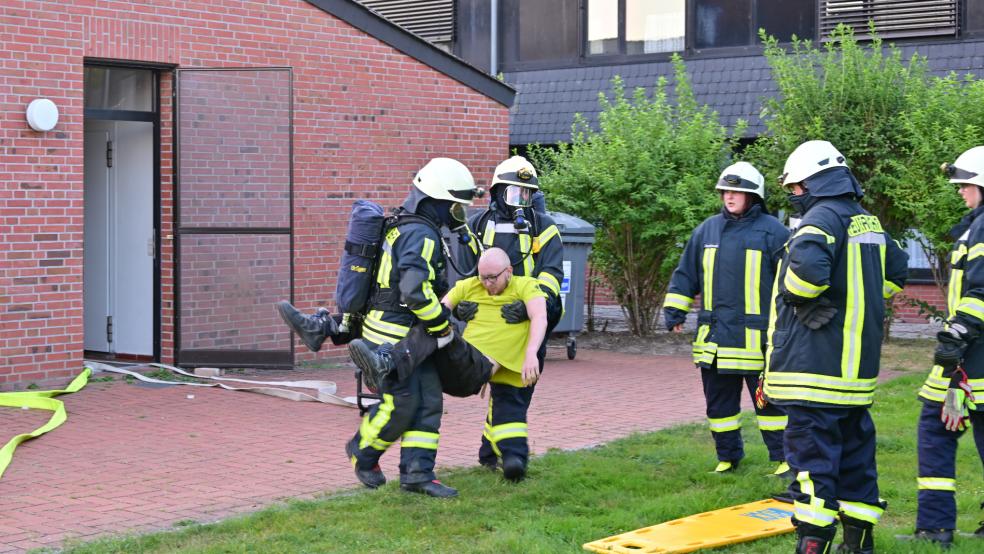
[[26, 98, 59, 132]]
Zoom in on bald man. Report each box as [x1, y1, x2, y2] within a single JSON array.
[[443, 247, 547, 481]]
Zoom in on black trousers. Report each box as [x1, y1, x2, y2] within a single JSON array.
[[916, 400, 984, 530], [348, 356, 443, 485], [700, 366, 785, 462]]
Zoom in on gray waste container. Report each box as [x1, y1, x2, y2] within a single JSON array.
[[547, 211, 596, 359]]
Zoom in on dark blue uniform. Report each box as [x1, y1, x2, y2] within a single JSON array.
[[347, 205, 452, 486], [765, 167, 908, 535], [664, 202, 790, 464], [915, 205, 984, 530]]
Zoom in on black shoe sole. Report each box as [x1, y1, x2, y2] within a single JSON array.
[[502, 457, 526, 482], [400, 483, 459, 498], [345, 440, 385, 489], [275, 301, 326, 352], [348, 340, 381, 390]]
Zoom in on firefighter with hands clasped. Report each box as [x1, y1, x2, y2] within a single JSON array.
[[899, 146, 984, 548], [663, 161, 791, 477], [763, 140, 908, 553]]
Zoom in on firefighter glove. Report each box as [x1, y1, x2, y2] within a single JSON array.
[[453, 300, 478, 322], [935, 323, 972, 371], [794, 296, 837, 330], [501, 300, 529, 324], [755, 372, 768, 410], [942, 368, 976, 432]]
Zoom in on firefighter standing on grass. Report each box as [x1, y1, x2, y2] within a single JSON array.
[[457, 156, 564, 474], [900, 146, 984, 548], [343, 157, 479, 498], [763, 140, 908, 554], [662, 161, 791, 477]]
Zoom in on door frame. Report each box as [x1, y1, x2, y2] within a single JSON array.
[[83, 59, 168, 362]]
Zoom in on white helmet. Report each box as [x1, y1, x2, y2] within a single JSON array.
[[780, 140, 848, 187], [716, 161, 765, 200], [492, 156, 539, 189], [412, 158, 479, 205], [943, 146, 984, 188]]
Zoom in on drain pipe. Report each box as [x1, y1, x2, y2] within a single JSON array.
[[490, 0, 498, 76]]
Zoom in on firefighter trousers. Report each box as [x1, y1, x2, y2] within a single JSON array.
[[479, 382, 535, 467], [916, 400, 984, 530], [700, 366, 786, 463], [348, 355, 443, 485], [784, 405, 885, 529]]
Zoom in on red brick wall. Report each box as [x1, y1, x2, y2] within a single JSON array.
[[1, 0, 508, 388]]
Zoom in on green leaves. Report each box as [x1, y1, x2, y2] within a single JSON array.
[[529, 56, 739, 335]]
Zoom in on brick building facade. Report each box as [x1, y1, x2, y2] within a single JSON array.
[[1, 0, 512, 388]]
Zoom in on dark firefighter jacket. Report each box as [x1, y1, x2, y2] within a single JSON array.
[[362, 213, 451, 346], [460, 203, 565, 323], [920, 204, 984, 404], [765, 167, 908, 407], [663, 203, 790, 373]]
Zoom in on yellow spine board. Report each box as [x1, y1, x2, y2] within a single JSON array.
[[583, 499, 795, 554]]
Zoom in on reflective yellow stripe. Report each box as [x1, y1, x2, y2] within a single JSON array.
[[483, 220, 496, 247], [969, 243, 984, 261], [421, 237, 436, 280], [488, 422, 529, 442], [537, 224, 560, 247], [692, 324, 715, 365], [519, 233, 534, 276], [376, 227, 400, 287], [842, 243, 864, 380], [745, 249, 762, 315], [794, 225, 836, 244], [764, 259, 784, 375], [957, 297, 984, 322], [538, 272, 561, 295], [663, 293, 693, 312], [702, 247, 716, 309], [839, 500, 884, 525], [708, 415, 741, 432], [948, 268, 963, 319], [918, 477, 955, 491], [795, 471, 838, 526], [784, 267, 828, 298], [757, 415, 787, 431], [359, 393, 396, 450], [883, 280, 902, 299], [765, 372, 877, 390], [402, 430, 439, 450], [366, 311, 411, 335], [465, 228, 480, 255], [764, 372, 877, 405]]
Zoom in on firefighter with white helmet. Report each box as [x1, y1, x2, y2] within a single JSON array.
[[902, 145, 984, 547], [764, 140, 908, 553], [663, 160, 791, 479], [456, 155, 564, 481]]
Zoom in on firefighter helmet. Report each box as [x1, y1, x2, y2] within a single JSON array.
[[780, 140, 848, 187], [716, 161, 765, 200], [942, 146, 984, 188], [412, 158, 479, 205]]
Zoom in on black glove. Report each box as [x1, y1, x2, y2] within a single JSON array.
[[453, 301, 478, 322], [501, 300, 529, 324], [935, 322, 973, 371], [425, 307, 453, 338], [795, 296, 838, 330]]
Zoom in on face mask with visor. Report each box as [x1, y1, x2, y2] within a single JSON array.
[[503, 184, 534, 208]]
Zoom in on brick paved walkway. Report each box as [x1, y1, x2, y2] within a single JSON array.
[[0, 348, 713, 552]]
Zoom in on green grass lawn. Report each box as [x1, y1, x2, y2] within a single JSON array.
[[62, 340, 984, 553]]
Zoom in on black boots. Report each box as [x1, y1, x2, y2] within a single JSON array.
[[502, 455, 526, 482], [348, 338, 394, 391], [345, 439, 386, 489], [795, 521, 836, 554], [896, 528, 953, 548], [275, 302, 338, 352], [836, 516, 873, 553], [400, 480, 458, 498]]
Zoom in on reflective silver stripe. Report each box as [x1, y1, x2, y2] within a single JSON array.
[[483, 220, 496, 247], [917, 477, 955, 491], [745, 249, 762, 315], [702, 246, 717, 309], [847, 232, 885, 245], [842, 243, 864, 380], [838, 500, 884, 524], [708, 415, 741, 432], [493, 222, 519, 234], [764, 372, 877, 390]]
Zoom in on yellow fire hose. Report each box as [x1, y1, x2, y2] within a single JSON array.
[[0, 368, 90, 479]]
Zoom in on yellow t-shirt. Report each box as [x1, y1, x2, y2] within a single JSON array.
[[446, 275, 545, 387]]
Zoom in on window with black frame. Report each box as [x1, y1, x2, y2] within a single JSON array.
[[695, 0, 815, 49], [587, 0, 685, 56], [499, 0, 580, 64]]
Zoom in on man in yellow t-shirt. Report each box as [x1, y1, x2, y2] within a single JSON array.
[[443, 247, 547, 481]]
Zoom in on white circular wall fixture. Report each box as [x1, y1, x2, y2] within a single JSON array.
[[26, 98, 59, 132]]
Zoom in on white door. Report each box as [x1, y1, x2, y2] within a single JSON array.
[[83, 120, 154, 355]]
